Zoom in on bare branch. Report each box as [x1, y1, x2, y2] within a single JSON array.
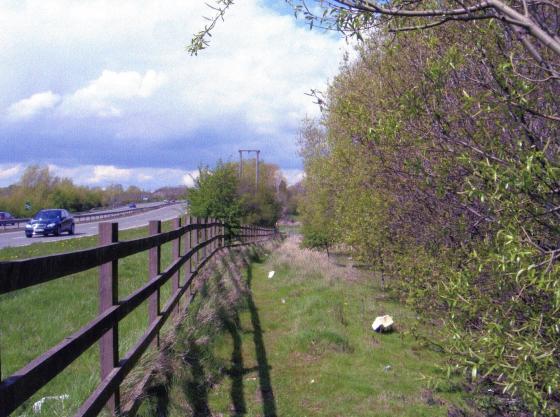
[[389, 14, 494, 32], [522, 0, 529, 16], [330, 0, 560, 58], [334, 0, 494, 17]]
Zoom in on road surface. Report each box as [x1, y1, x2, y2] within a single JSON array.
[[0, 203, 186, 249]]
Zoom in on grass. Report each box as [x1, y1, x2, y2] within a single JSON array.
[[0, 220, 181, 416], [136, 236, 475, 417]]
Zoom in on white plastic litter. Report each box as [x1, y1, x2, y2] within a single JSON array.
[[281, 298, 286, 304], [268, 271, 275, 279], [33, 394, 69, 413], [371, 315, 394, 333]]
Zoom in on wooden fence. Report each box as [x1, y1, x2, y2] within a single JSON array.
[[0, 217, 276, 416]]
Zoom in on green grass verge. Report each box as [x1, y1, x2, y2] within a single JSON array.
[[137, 237, 474, 417], [0, 220, 180, 416]]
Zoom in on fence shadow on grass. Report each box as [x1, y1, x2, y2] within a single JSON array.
[[219, 247, 278, 417], [245, 261, 278, 417], [182, 338, 212, 417], [134, 245, 278, 417], [145, 380, 171, 417], [221, 312, 248, 417]]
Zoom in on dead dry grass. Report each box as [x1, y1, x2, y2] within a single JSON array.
[[269, 236, 359, 284]]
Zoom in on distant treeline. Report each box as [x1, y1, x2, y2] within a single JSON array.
[[0, 165, 185, 217]]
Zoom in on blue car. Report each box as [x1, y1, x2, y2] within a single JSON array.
[[25, 209, 75, 238], [0, 211, 15, 225]]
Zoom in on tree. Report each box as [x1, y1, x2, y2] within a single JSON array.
[[0, 165, 137, 216], [297, 119, 337, 253], [187, 161, 243, 235], [296, 21, 559, 413], [237, 158, 283, 226]]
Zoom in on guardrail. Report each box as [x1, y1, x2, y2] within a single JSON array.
[[0, 217, 277, 416], [0, 202, 176, 231], [0, 219, 28, 230], [73, 202, 174, 223]]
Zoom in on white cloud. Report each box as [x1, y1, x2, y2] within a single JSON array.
[[0, 164, 23, 181], [60, 70, 166, 118], [174, 2, 346, 136], [90, 165, 133, 183], [281, 169, 305, 185], [4, 70, 166, 120], [39, 164, 197, 190], [0, 0, 350, 175], [137, 173, 153, 181], [6, 91, 61, 120], [182, 171, 199, 188]]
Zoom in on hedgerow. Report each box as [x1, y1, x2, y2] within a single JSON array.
[[299, 20, 559, 416]]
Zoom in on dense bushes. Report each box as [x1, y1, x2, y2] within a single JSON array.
[[0, 165, 154, 217], [186, 160, 284, 231], [299, 20, 559, 415]]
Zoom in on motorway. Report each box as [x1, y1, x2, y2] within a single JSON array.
[[0, 203, 187, 249]]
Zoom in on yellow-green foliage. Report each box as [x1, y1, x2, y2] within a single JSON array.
[[0, 165, 147, 216], [299, 21, 560, 415]]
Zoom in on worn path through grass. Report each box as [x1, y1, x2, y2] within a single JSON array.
[[148, 236, 474, 417]]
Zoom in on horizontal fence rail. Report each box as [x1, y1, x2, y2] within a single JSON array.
[[0, 217, 276, 416]]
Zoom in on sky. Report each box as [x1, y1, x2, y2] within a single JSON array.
[[0, 0, 349, 190]]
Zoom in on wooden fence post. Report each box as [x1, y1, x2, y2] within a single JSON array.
[[213, 218, 216, 251], [172, 217, 181, 318], [203, 217, 208, 261], [148, 220, 161, 348], [183, 216, 192, 298], [195, 217, 201, 268], [99, 222, 120, 415], [207, 218, 212, 255], [212, 218, 217, 252], [215, 219, 219, 249], [210, 218, 214, 253], [183, 216, 193, 276], [217, 219, 221, 249]]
